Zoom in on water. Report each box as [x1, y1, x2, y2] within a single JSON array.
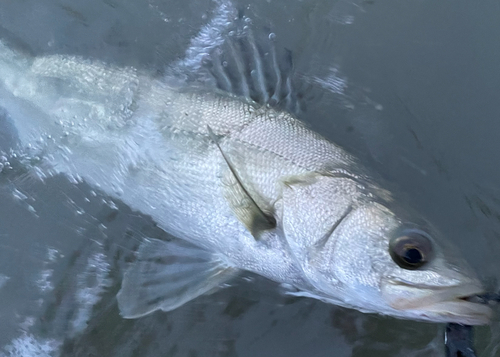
[[1, 0, 500, 356]]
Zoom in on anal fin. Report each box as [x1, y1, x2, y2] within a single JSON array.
[[117, 238, 237, 319]]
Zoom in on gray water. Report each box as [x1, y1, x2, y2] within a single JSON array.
[[1, 0, 500, 356]]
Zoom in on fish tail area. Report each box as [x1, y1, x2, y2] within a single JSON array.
[[0, 28, 34, 88], [0, 31, 142, 188], [0, 30, 43, 184], [117, 238, 238, 318], [0, 32, 61, 150], [0, 33, 61, 187], [0, 28, 32, 144]]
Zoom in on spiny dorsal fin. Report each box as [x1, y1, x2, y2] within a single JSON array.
[[204, 25, 302, 114], [172, 6, 304, 115], [207, 125, 276, 239]]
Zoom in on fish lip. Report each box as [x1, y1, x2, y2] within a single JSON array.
[[383, 280, 493, 325], [419, 297, 493, 325]]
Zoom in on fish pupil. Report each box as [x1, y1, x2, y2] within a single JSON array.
[[403, 248, 423, 264]]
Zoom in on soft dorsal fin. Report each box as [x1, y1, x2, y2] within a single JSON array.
[[207, 125, 276, 239]]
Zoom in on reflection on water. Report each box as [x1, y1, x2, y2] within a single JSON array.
[[1, 0, 500, 356]]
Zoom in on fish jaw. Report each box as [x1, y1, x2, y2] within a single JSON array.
[[381, 279, 493, 325]]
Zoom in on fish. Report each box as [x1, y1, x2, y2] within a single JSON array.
[[0, 12, 493, 326]]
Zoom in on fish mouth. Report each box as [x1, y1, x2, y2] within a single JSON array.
[[382, 281, 494, 325], [419, 294, 493, 325]]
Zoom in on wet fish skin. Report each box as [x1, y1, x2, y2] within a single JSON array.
[[0, 38, 492, 325]]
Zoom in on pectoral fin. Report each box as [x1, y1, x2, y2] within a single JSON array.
[[117, 238, 237, 318], [207, 125, 276, 239]]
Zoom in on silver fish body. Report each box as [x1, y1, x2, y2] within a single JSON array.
[[0, 39, 492, 325]]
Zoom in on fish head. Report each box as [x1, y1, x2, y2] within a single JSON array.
[[280, 176, 492, 325]]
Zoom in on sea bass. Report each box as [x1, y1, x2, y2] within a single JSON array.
[[0, 28, 492, 326]]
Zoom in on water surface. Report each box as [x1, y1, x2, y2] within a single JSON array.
[[1, 0, 499, 356]]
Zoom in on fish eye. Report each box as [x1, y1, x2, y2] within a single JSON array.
[[389, 231, 433, 270]]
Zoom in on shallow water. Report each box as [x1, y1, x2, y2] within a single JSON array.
[[1, 0, 500, 356]]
